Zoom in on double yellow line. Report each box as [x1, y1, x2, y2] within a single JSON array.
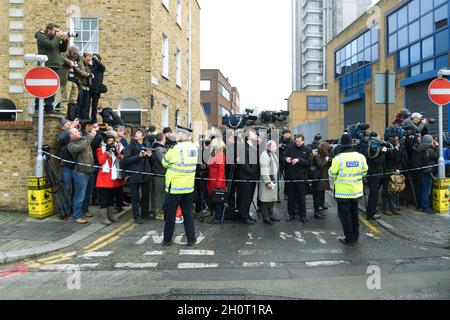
[[359, 214, 383, 237], [83, 219, 135, 253]]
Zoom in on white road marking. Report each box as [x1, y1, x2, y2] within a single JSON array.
[[239, 250, 257, 256], [305, 261, 348, 267], [243, 262, 278, 268], [366, 233, 382, 240], [442, 256, 450, 260], [280, 232, 293, 240], [248, 233, 253, 240], [79, 251, 113, 259], [40, 264, 99, 271], [115, 263, 158, 269], [179, 250, 214, 256], [177, 263, 219, 269], [136, 231, 154, 245], [143, 251, 164, 256], [294, 231, 306, 244], [300, 249, 343, 254], [306, 231, 328, 244], [378, 219, 394, 229], [25, 79, 58, 86]]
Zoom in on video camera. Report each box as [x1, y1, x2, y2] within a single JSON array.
[[260, 111, 290, 123], [222, 109, 258, 129], [346, 123, 391, 155]]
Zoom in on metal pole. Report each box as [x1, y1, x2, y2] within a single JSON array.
[[385, 69, 389, 128], [187, 0, 192, 128], [439, 104, 445, 179], [36, 60, 46, 178]]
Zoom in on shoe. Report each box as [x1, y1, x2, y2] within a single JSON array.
[[390, 209, 401, 216], [100, 208, 112, 226], [245, 218, 256, 225], [85, 212, 93, 218], [423, 208, 434, 214], [320, 206, 329, 211], [367, 214, 381, 220], [134, 218, 144, 225], [115, 207, 124, 213], [338, 238, 354, 246], [287, 215, 295, 221], [91, 200, 100, 206], [187, 240, 197, 247], [383, 210, 393, 216], [314, 212, 326, 219], [107, 206, 119, 223], [142, 214, 155, 220], [269, 217, 280, 222], [75, 218, 88, 225], [300, 216, 308, 224], [263, 219, 274, 225], [162, 241, 172, 247]]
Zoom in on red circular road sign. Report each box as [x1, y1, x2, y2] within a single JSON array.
[[23, 67, 60, 99], [428, 78, 450, 106]]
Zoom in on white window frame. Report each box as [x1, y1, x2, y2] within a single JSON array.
[[162, 104, 169, 128], [177, 0, 182, 27], [162, 0, 169, 11], [200, 80, 211, 91], [70, 17, 99, 53], [176, 47, 182, 87], [162, 33, 169, 79]]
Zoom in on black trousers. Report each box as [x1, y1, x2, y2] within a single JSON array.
[[130, 182, 150, 219], [236, 181, 257, 219], [287, 182, 307, 217], [313, 190, 325, 212], [99, 188, 117, 209], [261, 202, 274, 220], [366, 176, 382, 218], [90, 93, 100, 122], [163, 192, 196, 243], [337, 200, 360, 242], [114, 185, 124, 208]]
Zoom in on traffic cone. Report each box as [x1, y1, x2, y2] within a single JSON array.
[[175, 206, 184, 224]]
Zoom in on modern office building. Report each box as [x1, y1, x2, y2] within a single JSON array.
[[292, 0, 372, 91], [327, 0, 450, 139]]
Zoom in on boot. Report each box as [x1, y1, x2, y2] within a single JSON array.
[[67, 103, 77, 121], [100, 208, 112, 226], [107, 206, 119, 223]]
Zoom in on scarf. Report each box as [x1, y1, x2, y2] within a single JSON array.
[[101, 144, 124, 180]]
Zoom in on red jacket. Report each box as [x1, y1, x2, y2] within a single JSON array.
[[207, 151, 226, 196], [96, 147, 125, 189]]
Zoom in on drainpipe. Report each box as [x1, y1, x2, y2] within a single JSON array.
[[187, 0, 192, 128]]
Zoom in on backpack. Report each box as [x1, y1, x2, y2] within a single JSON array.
[[388, 174, 406, 194]]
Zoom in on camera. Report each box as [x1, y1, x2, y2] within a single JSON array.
[[66, 32, 79, 38], [222, 109, 258, 129], [260, 111, 290, 123]]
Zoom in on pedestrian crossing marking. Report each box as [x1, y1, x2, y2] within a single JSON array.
[[79, 251, 113, 259], [305, 261, 349, 267], [305, 231, 328, 245], [143, 251, 165, 256], [40, 264, 99, 271], [115, 263, 158, 269], [242, 262, 278, 268], [179, 250, 214, 256], [178, 263, 219, 269]]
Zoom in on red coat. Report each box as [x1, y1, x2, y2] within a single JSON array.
[[207, 151, 226, 196], [96, 147, 125, 189]]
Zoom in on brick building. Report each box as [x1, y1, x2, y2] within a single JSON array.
[[0, 0, 207, 130], [200, 69, 237, 127], [327, 0, 450, 139]]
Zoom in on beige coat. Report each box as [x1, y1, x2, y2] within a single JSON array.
[[259, 151, 279, 203]]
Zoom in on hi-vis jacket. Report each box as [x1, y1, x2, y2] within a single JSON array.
[[162, 141, 198, 194], [329, 151, 368, 200]]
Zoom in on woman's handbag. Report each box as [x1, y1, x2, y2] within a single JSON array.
[[388, 174, 406, 194], [211, 189, 228, 204]]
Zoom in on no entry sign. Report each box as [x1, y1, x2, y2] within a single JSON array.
[[23, 67, 60, 99], [428, 78, 450, 106]]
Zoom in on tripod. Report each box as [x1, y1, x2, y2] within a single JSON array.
[[43, 150, 72, 218]]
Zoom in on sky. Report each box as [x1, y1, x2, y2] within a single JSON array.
[[199, 0, 292, 113]]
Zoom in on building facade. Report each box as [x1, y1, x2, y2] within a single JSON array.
[[0, 0, 208, 131], [200, 69, 236, 128], [292, 0, 372, 91], [327, 0, 450, 139]]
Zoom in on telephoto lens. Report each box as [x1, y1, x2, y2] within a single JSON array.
[[67, 32, 79, 37]]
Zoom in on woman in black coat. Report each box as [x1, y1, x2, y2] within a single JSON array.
[[312, 142, 332, 219]]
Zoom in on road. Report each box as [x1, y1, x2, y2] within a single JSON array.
[[1, 197, 449, 300]]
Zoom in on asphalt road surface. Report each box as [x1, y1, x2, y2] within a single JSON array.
[[1, 198, 449, 300]]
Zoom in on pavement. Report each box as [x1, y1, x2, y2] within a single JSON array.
[[0, 206, 131, 265]]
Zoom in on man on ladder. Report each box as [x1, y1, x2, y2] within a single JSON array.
[[329, 133, 368, 245], [162, 125, 198, 247]]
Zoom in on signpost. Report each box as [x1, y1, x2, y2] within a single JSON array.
[[428, 75, 450, 179], [23, 55, 59, 178], [375, 71, 396, 128]]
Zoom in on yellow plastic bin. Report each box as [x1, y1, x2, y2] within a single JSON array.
[[28, 177, 53, 219], [432, 178, 450, 214]]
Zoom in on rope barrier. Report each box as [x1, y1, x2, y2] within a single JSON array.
[[43, 151, 441, 184]]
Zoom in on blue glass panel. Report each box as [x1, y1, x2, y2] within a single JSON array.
[[372, 28, 379, 44], [435, 28, 449, 54], [357, 36, 364, 52], [422, 36, 434, 59], [435, 4, 448, 28], [364, 31, 371, 48], [388, 13, 397, 34], [202, 103, 211, 115], [398, 26, 409, 48], [399, 48, 409, 68], [420, 0, 433, 14], [389, 33, 398, 53], [410, 64, 421, 76], [398, 6, 408, 28], [409, 0, 420, 22], [422, 59, 434, 72], [372, 44, 379, 61], [364, 47, 371, 63], [365, 65, 371, 81], [421, 12, 433, 37], [351, 39, 358, 55], [409, 20, 420, 43], [346, 44, 351, 59], [410, 42, 421, 64], [435, 0, 447, 7], [436, 54, 449, 70]]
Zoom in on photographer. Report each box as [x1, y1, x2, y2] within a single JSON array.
[[122, 128, 154, 224], [364, 133, 388, 221], [96, 134, 125, 225], [279, 129, 292, 200], [34, 23, 70, 113], [89, 54, 106, 122], [78, 52, 95, 121], [151, 133, 168, 221], [97, 106, 125, 127], [61, 45, 82, 120], [409, 135, 439, 213], [382, 134, 403, 216], [311, 142, 332, 219], [402, 112, 428, 135]]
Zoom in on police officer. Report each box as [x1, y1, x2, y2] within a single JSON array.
[[162, 126, 198, 246], [329, 133, 368, 245]]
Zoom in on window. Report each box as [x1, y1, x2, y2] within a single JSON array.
[[421, 12, 433, 37], [435, 29, 449, 55], [175, 109, 182, 126], [408, 0, 420, 22], [435, 4, 448, 29], [72, 18, 99, 53], [117, 98, 145, 126], [200, 80, 211, 91], [420, 0, 433, 15], [219, 84, 230, 101], [388, 12, 397, 34], [398, 6, 408, 29], [219, 106, 230, 117], [409, 20, 420, 43], [307, 96, 328, 111], [389, 33, 397, 53], [162, 105, 169, 128], [0, 98, 18, 122], [399, 48, 409, 68], [162, 0, 169, 10], [176, 48, 182, 87], [422, 36, 434, 59], [398, 27, 408, 49], [177, 0, 182, 26], [162, 34, 169, 78], [410, 42, 421, 64], [202, 103, 211, 115], [411, 64, 421, 76], [422, 59, 434, 72], [436, 54, 449, 70]]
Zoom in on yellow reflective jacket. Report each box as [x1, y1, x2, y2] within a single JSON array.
[[329, 151, 368, 200], [162, 141, 198, 194]]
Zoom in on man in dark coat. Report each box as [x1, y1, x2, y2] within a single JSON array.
[[89, 54, 106, 122], [97, 106, 125, 127]]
